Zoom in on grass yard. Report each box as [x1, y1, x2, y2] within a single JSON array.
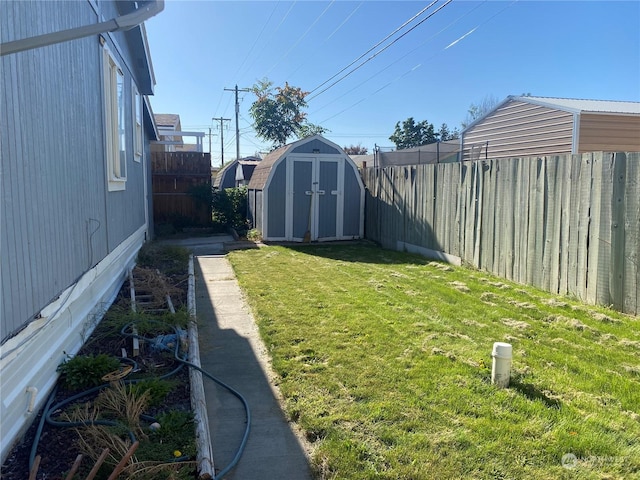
[[227, 243, 640, 480]]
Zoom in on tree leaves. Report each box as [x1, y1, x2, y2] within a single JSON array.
[[250, 78, 326, 148]]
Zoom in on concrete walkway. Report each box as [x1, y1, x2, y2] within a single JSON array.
[[178, 236, 313, 479]]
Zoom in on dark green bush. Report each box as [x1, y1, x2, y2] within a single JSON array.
[[212, 186, 248, 232], [57, 354, 121, 390]]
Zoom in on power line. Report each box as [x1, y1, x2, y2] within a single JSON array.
[[314, 0, 518, 124], [308, 1, 439, 96], [233, 2, 280, 81], [241, 1, 298, 80], [309, 0, 488, 116], [285, 1, 364, 80], [308, 0, 452, 102], [265, 0, 336, 77]]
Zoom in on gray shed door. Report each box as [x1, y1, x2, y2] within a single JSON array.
[[317, 160, 338, 239], [289, 156, 341, 241], [292, 158, 313, 239]]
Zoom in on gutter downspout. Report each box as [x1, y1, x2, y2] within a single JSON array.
[[0, 0, 164, 56]]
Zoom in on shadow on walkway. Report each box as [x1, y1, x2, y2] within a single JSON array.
[[194, 254, 313, 480]]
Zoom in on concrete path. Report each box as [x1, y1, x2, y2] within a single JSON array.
[[188, 238, 313, 479]]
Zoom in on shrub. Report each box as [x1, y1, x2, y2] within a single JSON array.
[[212, 186, 248, 232], [57, 354, 121, 390]]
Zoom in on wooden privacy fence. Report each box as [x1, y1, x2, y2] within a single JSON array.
[[151, 152, 212, 227], [362, 152, 640, 315]]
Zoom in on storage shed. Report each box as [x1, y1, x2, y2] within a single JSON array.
[[213, 156, 261, 189], [461, 96, 640, 160], [248, 135, 364, 242]]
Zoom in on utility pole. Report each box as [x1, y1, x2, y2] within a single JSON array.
[[212, 117, 231, 165], [224, 84, 250, 161]]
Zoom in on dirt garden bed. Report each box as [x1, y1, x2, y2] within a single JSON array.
[[1, 244, 199, 480]]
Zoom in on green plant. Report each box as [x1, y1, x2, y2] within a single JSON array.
[[246, 228, 262, 242], [131, 378, 177, 407], [57, 354, 121, 390], [212, 186, 248, 231], [139, 410, 197, 462]]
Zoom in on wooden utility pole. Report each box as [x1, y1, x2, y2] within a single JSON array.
[[212, 117, 230, 165], [224, 85, 250, 161]]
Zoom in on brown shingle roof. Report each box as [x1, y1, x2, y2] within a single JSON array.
[[247, 144, 289, 190]]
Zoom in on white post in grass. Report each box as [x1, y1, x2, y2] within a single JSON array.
[[491, 342, 512, 388]]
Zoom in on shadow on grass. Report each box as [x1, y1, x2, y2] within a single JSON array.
[[268, 241, 440, 265], [509, 377, 562, 409]]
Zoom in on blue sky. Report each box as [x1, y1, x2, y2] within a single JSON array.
[[144, 0, 640, 165]]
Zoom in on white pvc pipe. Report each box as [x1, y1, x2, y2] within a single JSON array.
[[491, 342, 512, 388]]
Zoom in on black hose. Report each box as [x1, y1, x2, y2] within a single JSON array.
[[121, 320, 252, 479]]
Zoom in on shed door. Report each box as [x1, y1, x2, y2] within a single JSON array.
[[291, 158, 314, 240], [317, 159, 339, 240], [289, 156, 342, 242]]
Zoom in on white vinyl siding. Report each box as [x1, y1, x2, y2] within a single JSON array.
[[103, 45, 126, 190]]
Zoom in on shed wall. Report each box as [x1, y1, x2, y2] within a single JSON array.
[[292, 138, 340, 155], [578, 114, 640, 152], [462, 100, 574, 160], [266, 160, 287, 238]]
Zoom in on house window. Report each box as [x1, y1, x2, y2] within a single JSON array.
[[103, 46, 126, 191], [133, 83, 142, 162]]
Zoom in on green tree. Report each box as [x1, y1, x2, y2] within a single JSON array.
[[389, 117, 437, 150], [249, 78, 326, 148], [437, 123, 459, 141]]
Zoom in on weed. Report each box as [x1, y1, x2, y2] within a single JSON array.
[[131, 378, 177, 407]]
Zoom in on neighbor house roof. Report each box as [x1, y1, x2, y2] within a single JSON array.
[[154, 113, 181, 128], [510, 96, 640, 115]]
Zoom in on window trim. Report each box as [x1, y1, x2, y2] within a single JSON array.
[[103, 43, 127, 191], [132, 81, 142, 162]]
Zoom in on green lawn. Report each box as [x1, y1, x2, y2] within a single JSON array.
[[227, 243, 640, 479]]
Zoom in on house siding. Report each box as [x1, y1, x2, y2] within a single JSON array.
[[462, 100, 574, 160], [578, 113, 640, 152], [0, 0, 147, 340]]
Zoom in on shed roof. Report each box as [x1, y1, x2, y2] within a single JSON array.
[[248, 135, 346, 190], [248, 145, 289, 190], [213, 156, 262, 188]]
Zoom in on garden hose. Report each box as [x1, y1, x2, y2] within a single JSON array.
[[121, 320, 252, 480]]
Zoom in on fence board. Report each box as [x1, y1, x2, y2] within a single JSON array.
[[623, 153, 640, 314], [576, 154, 593, 300], [151, 152, 211, 227], [558, 156, 572, 295], [610, 153, 626, 311], [591, 152, 613, 306]]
